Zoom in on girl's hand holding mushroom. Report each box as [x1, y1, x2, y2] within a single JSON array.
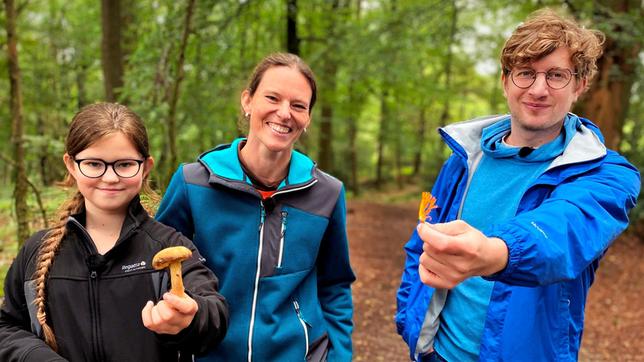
[[142, 292, 198, 334], [142, 246, 198, 334]]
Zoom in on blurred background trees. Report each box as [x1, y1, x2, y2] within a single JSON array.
[[1, 0, 642, 246]]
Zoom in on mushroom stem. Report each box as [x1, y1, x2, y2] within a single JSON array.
[[152, 246, 192, 298], [169, 262, 185, 297]]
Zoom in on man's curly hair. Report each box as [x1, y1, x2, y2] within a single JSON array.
[[501, 8, 605, 91]]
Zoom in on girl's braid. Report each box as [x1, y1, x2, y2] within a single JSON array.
[[32, 191, 83, 351]]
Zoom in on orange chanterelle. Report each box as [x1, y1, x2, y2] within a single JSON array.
[[418, 192, 438, 223]]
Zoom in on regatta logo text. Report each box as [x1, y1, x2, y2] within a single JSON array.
[[122, 261, 147, 272]]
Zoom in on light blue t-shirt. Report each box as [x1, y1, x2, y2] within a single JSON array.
[[433, 115, 579, 362]]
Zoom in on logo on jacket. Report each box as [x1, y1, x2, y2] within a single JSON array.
[[121, 261, 147, 272]]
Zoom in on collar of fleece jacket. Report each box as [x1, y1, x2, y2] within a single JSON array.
[[198, 137, 317, 190]]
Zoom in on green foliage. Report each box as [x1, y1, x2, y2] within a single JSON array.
[[0, 185, 69, 298], [0, 0, 641, 246]]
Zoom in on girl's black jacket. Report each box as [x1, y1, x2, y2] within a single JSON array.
[[0, 197, 229, 362]]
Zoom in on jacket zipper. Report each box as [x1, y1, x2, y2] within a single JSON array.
[[277, 211, 288, 268], [293, 300, 309, 358], [69, 217, 105, 361], [89, 270, 103, 361], [271, 179, 318, 198], [247, 202, 266, 362], [237, 180, 316, 361]]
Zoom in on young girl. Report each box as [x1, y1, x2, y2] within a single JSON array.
[[157, 53, 355, 361], [0, 103, 228, 361]]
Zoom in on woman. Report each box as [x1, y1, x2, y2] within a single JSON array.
[[157, 53, 355, 361]]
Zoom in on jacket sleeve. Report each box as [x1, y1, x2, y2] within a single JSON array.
[[485, 150, 640, 286], [395, 154, 464, 349], [156, 164, 195, 239], [154, 231, 229, 354], [316, 187, 356, 361], [0, 234, 68, 361], [395, 228, 422, 347]]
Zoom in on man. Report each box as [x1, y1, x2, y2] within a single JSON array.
[[396, 9, 640, 362]]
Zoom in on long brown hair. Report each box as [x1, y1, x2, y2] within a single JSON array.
[[33, 102, 156, 351]]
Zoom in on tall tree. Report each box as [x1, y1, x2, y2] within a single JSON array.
[[317, 0, 341, 173], [162, 0, 196, 187], [412, 107, 427, 177], [346, 1, 363, 193], [439, 0, 458, 127], [375, 88, 389, 188], [572, 0, 642, 150], [286, 0, 299, 54], [4, 0, 30, 245], [346, 80, 360, 194], [100, 0, 125, 101]]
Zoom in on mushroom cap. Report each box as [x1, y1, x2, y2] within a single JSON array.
[[152, 246, 193, 269]]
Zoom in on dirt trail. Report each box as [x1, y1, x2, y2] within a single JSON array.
[[347, 200, 643, 361]]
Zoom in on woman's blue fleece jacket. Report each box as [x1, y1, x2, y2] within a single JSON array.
[[157, 138, 355, 362], [396, 114, 640, 361]]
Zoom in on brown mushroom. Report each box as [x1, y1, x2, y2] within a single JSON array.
[[152, 246, 192, 297]]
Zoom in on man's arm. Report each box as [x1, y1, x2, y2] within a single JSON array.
[[418, 151, 640, 288], [486, 151, 639, 285]]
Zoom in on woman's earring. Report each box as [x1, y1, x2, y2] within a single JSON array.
[[303, 127, 308, 133], [244, 112, 250, 119]]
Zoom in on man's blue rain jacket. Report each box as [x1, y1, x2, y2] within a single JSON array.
[[396, 115, 640, 361]]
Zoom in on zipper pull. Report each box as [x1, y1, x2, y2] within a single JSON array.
[[293, 299, 300, 315], [258, 203, 266, 232], [90, 271, 97, 279], [280, 211, 288, 236]]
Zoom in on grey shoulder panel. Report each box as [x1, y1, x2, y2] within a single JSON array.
[[182, 162, 210, 187], [279, 169, 343, 218], [23, 280, 42, 337]]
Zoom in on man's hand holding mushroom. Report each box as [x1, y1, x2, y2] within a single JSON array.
[[142, 246, 199, 334]]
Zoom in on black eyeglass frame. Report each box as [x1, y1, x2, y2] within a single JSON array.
[[73, 158, 145, 178], [509, 68, 579, 90]]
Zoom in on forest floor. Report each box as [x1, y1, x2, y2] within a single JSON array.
[[347, 199, 644, 361], [0, 197, 641, 361]]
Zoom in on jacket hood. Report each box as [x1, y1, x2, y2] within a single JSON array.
[[439, 113, 606, 171], [197, 138, 317, 190]]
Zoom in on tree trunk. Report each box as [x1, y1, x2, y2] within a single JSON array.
[[439, 0, 458, 127], [100, 0, 125, 102], [4, 0, 30, 246], [318, 105, 334, 172], [572, 1, 641, 150], [0, 153, 48, 230], [76, 64, 88, 108], [345, 0, 362, 195], [394, 118, 403, 189], [412, 107, 427, 177], [162, 0, 196, 188], [286, 0, 299, 54], [316, 0, 340, 173], [37, 116, 51, 185], [375, 89, 389, 189], [347, 83, 360, 195]]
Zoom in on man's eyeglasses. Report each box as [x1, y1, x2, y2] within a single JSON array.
[[510, 68, 578, 90], [74, 158, 145, 178]]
